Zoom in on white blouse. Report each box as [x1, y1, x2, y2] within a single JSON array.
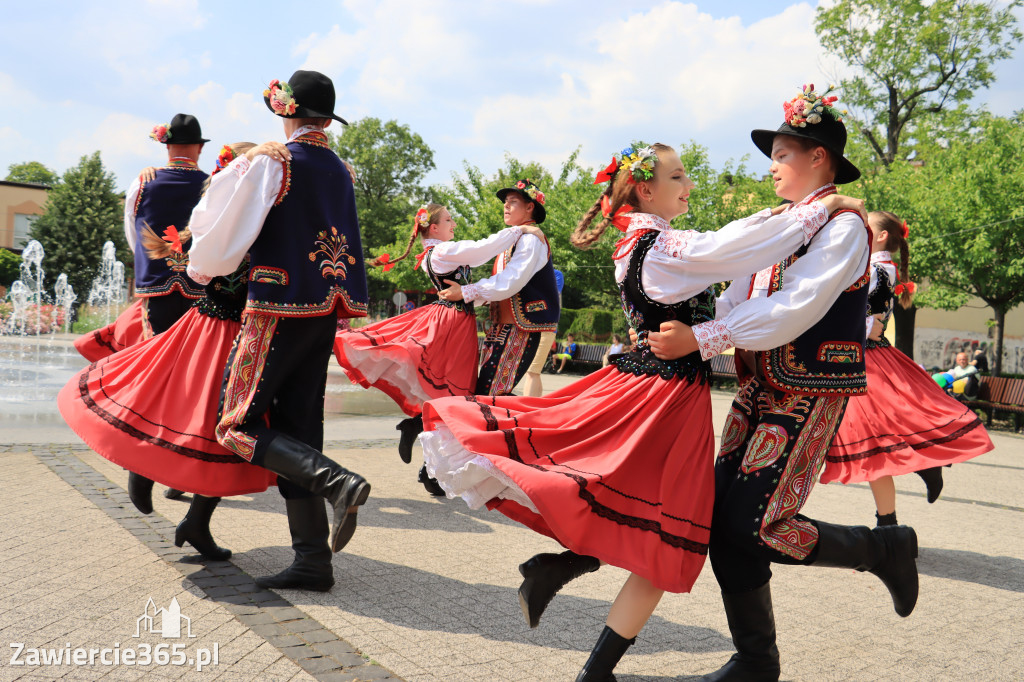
[[421, 226, 523, 274], [460, 231, 549, 304]]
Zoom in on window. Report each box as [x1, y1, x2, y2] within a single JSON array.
[[13, 213, 37, 249]]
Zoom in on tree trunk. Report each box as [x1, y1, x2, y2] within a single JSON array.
[[993, 304, 1005, 376], [893, 304, 916, 359]]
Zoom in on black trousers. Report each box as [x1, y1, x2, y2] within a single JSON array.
[[475, 323, 541, 396], [216, 312, 337, 499], [145, 292, 196, 334]]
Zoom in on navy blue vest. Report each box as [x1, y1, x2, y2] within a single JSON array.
[[245, 131, 368, 318], [755, 208, 872, 396], [424, 248, 474, 314], [133, 164, 207, 299], [493, 232, 560, 332]]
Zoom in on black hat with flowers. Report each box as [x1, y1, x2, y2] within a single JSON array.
[[263, 70, 348, 125], [496, 178, 547, 223], [149, 114, 209, 145], [750, 84, 860, 184]]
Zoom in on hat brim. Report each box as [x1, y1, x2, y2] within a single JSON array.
[[264, 96, 348, 125], [751, 128, 861, 185], [162, 137, 210, 145], [496, 187, 546, 223]]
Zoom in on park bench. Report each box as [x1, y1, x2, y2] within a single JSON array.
[[709, 353, 738, 388], [965, 375, 1024, 432], [548, 342, 608, 374]]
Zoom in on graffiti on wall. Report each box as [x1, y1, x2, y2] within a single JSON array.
[[914, 327, 1024, 374]]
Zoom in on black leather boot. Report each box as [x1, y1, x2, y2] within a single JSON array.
[[701, 583, 780, 682], [517, 550, 601, 628], [915, 466, 944, 503], [256, 497, 334, 592], [396, 416, 423, 464], [576, 626, 635, 682], [875, 511, 898, 526], [418, 464, 446, 496], [128, 472, 155, 515], [257, 434, 371, 553], [164, 488, 186, 500], [174, 495, 231, 560], [811, 520, 918, 617]]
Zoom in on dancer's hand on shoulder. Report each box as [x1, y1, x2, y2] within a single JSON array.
[[139, 166, 159, 182], [520, 224, 544, 239], [439, 279, 464, 302], [648, 320, 698, 360], [246, 141, 291, 163], [342, 159, 356, 180], [868, 314, 884, 341], [822, 194, 868, 225]]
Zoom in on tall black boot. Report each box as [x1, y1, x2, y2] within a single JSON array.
[[915, 466, 944, 503], [164, 488, 186, 500], [128, 472, 155, 515], [396, 416, 423, 464], [875, 511, 898, 526], [576, 626, 635, 682], [258, 434, 371, 553], [174, 495, 231, 560], [701, 582, 780, 682], [418, 464, 445, 496], [811, 520, 918, 617], [256, 497, 334, 592], [517, 550, 601, 628], [700, 577, 778, 679]]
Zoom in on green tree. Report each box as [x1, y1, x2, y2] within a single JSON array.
[[5, 161, 59, 186], [28, 152, 129, 303], [816, 0, 1021, 167], [0, 248, 21, 287]]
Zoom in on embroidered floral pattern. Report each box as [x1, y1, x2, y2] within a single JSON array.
[[693, 320, 734, 360], [653, 229, 695, 259], [789, 202, 829, 243], [309, 226, 357, 280]]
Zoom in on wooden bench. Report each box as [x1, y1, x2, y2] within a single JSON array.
[[548, 343, 608, 374], [709, 353, 738, 388], [965, 375, 1024, 432]]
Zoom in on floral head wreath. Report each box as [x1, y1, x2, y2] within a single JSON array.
[[514, 179, 546, 205], [414, 205, 432, 229], [783, 84, 847, 128], [212, 145, 237, 176], [263, 79, 298, 116], [592, 143, 658, 185], [149, 123, 171, 143]]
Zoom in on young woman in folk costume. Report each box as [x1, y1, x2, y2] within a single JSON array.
[[333, 204, 546, 495], [417, 142, 867, 681], [58, 143, 278, 560], [820, 210, 993, 524]]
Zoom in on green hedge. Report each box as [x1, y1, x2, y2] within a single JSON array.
[[558, 307, 626, 342]]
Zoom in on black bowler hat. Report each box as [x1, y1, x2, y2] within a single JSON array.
[[496, 178, 547, 223], [750, 84, 860, 184], [263, 70, 348, 125], [149, 113, 209, 145]]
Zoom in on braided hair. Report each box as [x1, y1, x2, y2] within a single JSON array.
[[370, 203, 447, 268], [870, 210, 913, 309]]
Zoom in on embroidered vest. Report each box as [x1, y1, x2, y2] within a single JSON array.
[[424, 248, 474, 314], [866, 262, 895, 350], [492, 232, 560, 332], [754, 208, 872, 396], [245, 132, 368, 318], [133, 166, 207, 299], [196, 261, 250, 323], [612, 230, 715, 383]]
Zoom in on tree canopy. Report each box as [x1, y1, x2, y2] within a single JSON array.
[[5, 161, 59, 186]]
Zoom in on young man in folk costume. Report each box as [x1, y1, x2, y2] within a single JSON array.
[[650, 85, 920, 681], [439, 178, 561, 396], [187, 70, 371, 592], [120, 113, 209, 513]]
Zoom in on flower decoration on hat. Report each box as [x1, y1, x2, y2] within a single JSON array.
[[784, 84, 847, 128], [212, 145, 237, 176], [618, 145, 658, 184], [264, 79, 298, 116], [515, 179, 546, 205], [149, 123, 171, 143], [415, 205, 431, 228]]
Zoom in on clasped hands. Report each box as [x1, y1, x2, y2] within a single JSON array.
[[629, 321, 699, 360]]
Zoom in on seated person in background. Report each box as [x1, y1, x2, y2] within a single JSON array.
[[550, 333, 578, 373], [932, 351, 979, 397], [602, 334, 625, 367], [972, 349, 989, 374]]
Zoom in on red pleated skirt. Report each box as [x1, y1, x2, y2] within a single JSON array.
[[821, 345, 993, 484], [334, 303, 479, 416], [73, 299, 151, 362], [58, 308, 277, 496], [420, 366, 715, 593]]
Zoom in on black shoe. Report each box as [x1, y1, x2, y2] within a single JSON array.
[[396, 416, 423, 464], [701, 583, 780, 682], [419, 464, 446, 496], [164, 488, 186, 500], [128, 472, 155, 515], [255, 498, 334, 592], [875, 511, 898, 526], [517, 550, 601, 628], [576, 626, 635, 682], [174, 495, 231, 561], [915, 466, 944, 503], [812, 520, 919, 617], [257, 434, 371, 553]]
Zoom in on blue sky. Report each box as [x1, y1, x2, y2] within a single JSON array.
[[2, 1, 1021, 192]]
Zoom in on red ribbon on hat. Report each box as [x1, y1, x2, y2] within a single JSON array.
[[601, 195, 633, 232], [162, 225, 183, 254], [593, 157, 618, 184]]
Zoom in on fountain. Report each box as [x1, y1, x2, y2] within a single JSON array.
[[87, 241, 126, 327], [52, 273, 77, 335]]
